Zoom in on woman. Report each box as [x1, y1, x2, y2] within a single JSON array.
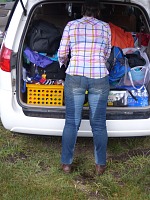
[[58, 0, 111, 175]]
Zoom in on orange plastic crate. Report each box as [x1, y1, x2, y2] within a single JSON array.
[[26, 84, 64, 106]]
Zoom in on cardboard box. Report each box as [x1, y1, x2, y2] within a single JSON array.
[[107, 90, 128, 107]]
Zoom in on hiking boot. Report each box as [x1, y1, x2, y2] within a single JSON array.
[[95, 164, 106, 175]]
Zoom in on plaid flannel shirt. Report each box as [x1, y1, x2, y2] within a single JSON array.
[[58, 16, 111, 78]]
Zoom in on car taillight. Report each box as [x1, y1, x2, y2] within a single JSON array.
[[0, 44, 12, 72]]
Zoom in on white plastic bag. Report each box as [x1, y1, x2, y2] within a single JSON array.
[[118, 49, 150, 89]]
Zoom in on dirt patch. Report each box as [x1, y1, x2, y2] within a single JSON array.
[[108, 148, 150, 162], [4, 152, 28, 163], [38, 161, 50, 171], [74, 172, 95, 184]]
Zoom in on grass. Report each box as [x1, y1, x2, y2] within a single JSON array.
[[0, 122, 150, 200]]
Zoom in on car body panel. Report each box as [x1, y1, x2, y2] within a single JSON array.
[[1, 85, 150, 137]]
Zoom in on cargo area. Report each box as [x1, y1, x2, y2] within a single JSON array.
[[19, 2, 150, 112]]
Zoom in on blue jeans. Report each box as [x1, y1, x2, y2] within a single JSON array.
[[61, 74, 110, 165]]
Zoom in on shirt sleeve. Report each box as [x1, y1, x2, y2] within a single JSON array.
[[58, 22, 70, 67], [104, 24, 112, 61]]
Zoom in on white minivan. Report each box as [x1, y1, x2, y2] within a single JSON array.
[[0, 0, 150, 137]]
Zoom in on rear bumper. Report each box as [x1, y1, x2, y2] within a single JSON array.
[[0, 89, 150, 137]]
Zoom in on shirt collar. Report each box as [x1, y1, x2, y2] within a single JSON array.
[[82, 16, 94, 19]]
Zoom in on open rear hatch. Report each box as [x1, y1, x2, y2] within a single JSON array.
[[16, 1, 150, 119]]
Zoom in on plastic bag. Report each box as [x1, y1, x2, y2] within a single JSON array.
[[118, 50, 150, 89], [127, 86, 149, 107]]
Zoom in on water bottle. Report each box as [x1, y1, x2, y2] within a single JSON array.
[[143, 87, 149, 106]]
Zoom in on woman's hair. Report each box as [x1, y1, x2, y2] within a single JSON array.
[[82, 0, 100, 18]]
